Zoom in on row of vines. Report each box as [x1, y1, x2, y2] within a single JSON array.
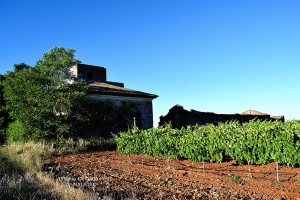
[[114, 120, 300, 167]]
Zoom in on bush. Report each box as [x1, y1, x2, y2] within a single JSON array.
[[0, 118, 6, 144], [6, 120, 27, 144]]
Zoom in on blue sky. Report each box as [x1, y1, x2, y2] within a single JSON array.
[[1, 0, 299, 125]]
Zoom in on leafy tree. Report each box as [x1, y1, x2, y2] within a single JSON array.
[[0, 74, 9, 143], [13, 62, 30, 72], [3, 47, 90, 141]]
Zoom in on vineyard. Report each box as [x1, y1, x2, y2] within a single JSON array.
[[114, 120, 300, 167]]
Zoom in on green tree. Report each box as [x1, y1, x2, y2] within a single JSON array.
[[13, 62, 30, 72], [0, 74, 9, 143], [3, 47, 90, 141]]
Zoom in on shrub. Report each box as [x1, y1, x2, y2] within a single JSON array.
[[6, 120, 27, 144]]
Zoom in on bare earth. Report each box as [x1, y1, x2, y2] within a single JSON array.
[[43, 151, 300, 199]]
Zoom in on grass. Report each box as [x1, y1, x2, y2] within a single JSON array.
[[0, 142, 97, 200], [230, 175, 245, 184], [52, 137, 116, 155]]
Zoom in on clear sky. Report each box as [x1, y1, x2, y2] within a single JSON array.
[[1, 0, 299, 126]]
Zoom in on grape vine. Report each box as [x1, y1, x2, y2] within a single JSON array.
[[114, 120, 300, 167]]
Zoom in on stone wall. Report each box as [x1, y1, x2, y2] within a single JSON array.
[[108, 98, 154, 130], [87, 95, 154, 136], [159, 105, 284, 129], [77, 63, 107, 82], [139, 101, 154, 129]]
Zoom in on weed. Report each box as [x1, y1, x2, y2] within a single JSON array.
[[230, 175, 244, 184], [51, 137, 116, 155]]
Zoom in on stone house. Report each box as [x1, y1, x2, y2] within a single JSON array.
[[159, 105, 284, 129], [70, 63, 158, 136]]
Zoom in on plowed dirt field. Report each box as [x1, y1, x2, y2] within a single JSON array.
[[43, 151, 300, 199]]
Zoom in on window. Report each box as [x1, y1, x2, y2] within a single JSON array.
[[87, 72, 94, 80]]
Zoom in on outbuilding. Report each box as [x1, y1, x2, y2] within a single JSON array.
[[71, 63, 158, 136]]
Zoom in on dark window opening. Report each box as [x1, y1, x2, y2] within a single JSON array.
[[87, 72, 94, 80]]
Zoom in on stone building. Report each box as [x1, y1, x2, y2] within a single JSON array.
[[159, 105, 284, 129], [71, 63, 158, 136]]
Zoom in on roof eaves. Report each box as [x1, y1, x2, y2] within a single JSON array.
[[88, 89, 158, 99]]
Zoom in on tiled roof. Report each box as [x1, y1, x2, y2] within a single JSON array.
[[88, 82, 158, 99], [242, 110, 269, 116]]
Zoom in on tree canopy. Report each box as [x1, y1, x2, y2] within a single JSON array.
[[0, 74, 8, 143], [2, 47, 90, 142]]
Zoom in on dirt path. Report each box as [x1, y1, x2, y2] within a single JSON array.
[[43, 151, 300, 199]]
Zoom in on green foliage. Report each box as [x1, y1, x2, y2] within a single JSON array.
[[6, 120, 27, 144], [115, 120, 300, 167], [2, 47, 89, 142], [230, 176, 244, 184], [13, 62, 30, 72], [0, 117, 5, 144], [0, 75, 8, 144]]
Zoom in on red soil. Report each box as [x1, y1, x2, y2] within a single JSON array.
[[44, 151, 300, 199]]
